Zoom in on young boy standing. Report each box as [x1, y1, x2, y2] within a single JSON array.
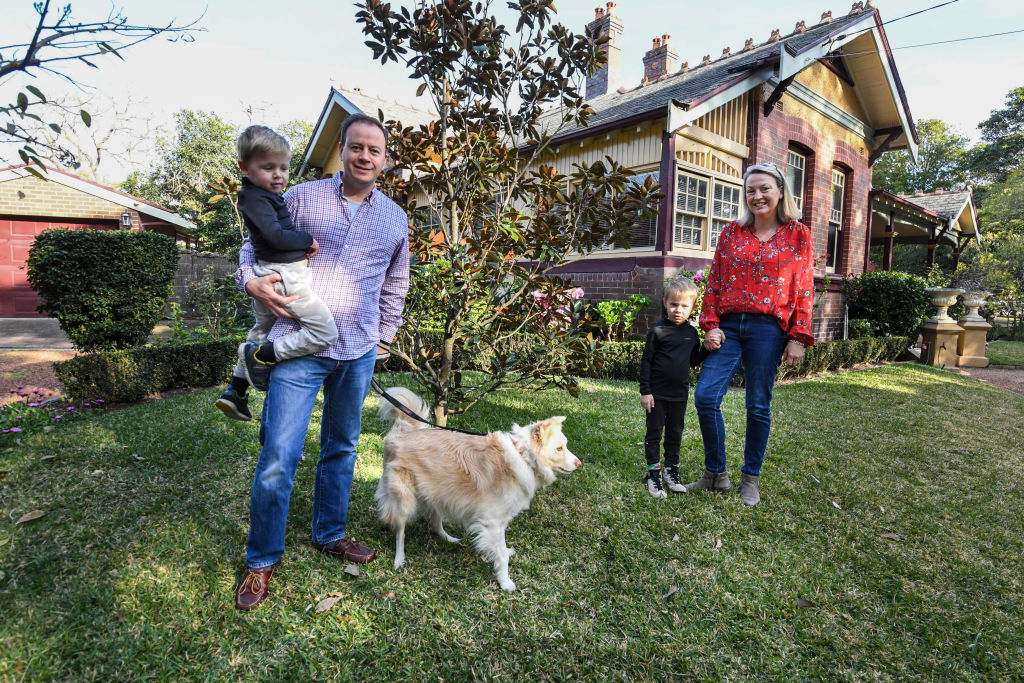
[[215, 125, 338, 421], [638, 277, 708, 498]]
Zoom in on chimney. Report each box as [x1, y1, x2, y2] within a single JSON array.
[[642, 33, 677, 82], [586, 2, 623, 100]]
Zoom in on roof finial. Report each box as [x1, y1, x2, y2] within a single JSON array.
[[721, 46, 731, 58], [794, 19, 807, 33], [820, 10, 833, 23], [678, 61, 689, 73], [849, 1, 865, 13], [743, 37, 755, 51], [770, 28, 781, 42], [700, 54, 712, 66]]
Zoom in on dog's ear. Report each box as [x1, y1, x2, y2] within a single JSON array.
[[549, 416, 566, 426]]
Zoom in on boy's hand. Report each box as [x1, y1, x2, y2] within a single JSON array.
[[306, 238, 320, 258], [640, 394, 654, 413], [245, 273, 297, 318]]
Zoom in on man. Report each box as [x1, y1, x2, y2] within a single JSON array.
[[234, 114, 409, 611]]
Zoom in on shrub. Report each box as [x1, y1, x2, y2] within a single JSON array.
[[26, 229, 179, 351], [183, 273, 254, 340], [848, 318, 874, 339], [843, 271, 929, 339], [54, 337, 242, 403], [593, 295, 650, 341]]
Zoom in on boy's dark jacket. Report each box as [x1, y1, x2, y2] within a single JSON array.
[[238, 177, 312, 263], [638, 318, 708, 401]]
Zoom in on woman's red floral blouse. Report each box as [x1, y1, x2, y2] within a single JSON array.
[[698, 220, 816, 346]]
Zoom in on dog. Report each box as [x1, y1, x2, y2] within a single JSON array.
[[374, 386, 581, 591]]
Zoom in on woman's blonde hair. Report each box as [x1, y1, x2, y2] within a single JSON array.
[[737, 161, 801, 226]]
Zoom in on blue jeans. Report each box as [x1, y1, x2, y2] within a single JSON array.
[[694, 313, 787, 477], [246, 348, 376, 569]]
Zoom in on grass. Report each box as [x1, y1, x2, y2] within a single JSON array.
[[987, 340, 1024, 366], [1, 364, 1023, 680]]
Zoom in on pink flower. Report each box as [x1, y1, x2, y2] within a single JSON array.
[[66, 406, 75, 411], [28, 402, 38, 407], [15, 416, 23, 420], [569, 287, 585, 299], [84, 403, 91, 408], [10, 427, 21, 433], [53, 415, 62, 422]]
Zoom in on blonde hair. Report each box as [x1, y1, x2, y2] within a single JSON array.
[[664, 276, 698, 302], [236, 125, 290, 163], [737, 162, 801, 226]]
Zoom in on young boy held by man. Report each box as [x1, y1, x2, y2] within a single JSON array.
[[215, 125, 337, 421], [638, 277, 708, 498]]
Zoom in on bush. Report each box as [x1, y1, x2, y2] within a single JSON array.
[[848, 318, 874, 339], [54, 337, 242, 403], [843, 271, 929, 339], [26, 229, 179, 351]]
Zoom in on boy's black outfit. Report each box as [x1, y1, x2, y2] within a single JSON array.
[[639, 319, 708, 468], [237, 177, 312, 262]]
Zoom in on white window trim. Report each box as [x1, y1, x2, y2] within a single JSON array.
[[787, 149, 806, 218], [827, 167, 846, 273], [670, 162, 743, 255]]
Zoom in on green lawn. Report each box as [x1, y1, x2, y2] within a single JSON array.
[[1, 364, 1022, 680], [987, 340, 1024, 366]]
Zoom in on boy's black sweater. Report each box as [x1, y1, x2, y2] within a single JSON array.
[[638, 318, 708, 401], [238, 177, 312, 263]]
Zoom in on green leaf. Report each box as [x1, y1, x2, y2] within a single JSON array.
[[17, 92, 28, 111], [25, 85, 46, 102], [80, 110, 92, 127]]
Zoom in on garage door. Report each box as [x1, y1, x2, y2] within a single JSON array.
[[0, 217, 116, 317]]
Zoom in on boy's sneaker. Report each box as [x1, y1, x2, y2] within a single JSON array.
[[643, 469, 667, 499], [215, 387, 252, 421], [240, 342, 274, 392], [663, 466, 687, 493]]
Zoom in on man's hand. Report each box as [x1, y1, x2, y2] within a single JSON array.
[[245, 273, 297, 318], [783, 340, 805, 367], [306, 238, 320, 259], [640, 394, 654, 413], [704, 327, 725, 351]]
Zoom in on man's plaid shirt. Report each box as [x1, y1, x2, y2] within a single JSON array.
[[236, 173, 410, 360]]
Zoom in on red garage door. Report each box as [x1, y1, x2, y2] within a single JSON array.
[[0, 217, 116, 317]]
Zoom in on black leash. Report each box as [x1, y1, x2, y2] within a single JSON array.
[[370, 375, 487, 436]]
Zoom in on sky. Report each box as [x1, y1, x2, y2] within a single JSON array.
[[2, 0, 1022, 182]]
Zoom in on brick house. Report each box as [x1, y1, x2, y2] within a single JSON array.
[[0, 164, 194, 317], [297, 3, 978, 341]]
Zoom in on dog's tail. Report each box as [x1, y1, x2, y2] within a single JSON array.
[[377, 386, 431, 431]]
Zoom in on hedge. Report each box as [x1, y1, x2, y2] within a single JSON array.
[[54, 337, 242, 403], [26, 229, 179, 351], [585, 336, 910, 385]]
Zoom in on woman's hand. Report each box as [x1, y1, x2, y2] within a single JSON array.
[[245, 273, 298, 318], [783, 340, 805, 367], [704, 327, 725, 351]]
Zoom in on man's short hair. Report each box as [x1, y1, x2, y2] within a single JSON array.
[[339, 113, 389, 147], [237, 125, 290, 163]]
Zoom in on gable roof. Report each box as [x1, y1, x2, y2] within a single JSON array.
[[545, 6, 917, 159], [299, 87, 436, 175], [904, 189, 980, 244], [0, 164, 194, 231]]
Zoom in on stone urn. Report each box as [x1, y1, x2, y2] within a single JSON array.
[[960, 290, 989, 322], [924, 287, 965, 323]]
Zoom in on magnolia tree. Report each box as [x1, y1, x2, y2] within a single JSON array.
[[357, 0, 660, 424]]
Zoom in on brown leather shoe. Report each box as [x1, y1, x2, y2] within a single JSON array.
[[235, 564, 276, 611], [313, 537, 377, 564]]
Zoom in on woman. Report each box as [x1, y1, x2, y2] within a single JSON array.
[[687, 161, 815, 506]]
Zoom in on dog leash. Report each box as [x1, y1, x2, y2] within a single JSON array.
[[370, 375, 487, 436]]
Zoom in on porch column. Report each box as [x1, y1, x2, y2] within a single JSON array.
[[655, 130, 676, 253], [882, 210, 895, 271], [926, 243, 937, 269]]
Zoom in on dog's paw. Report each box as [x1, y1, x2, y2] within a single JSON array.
[[499, 579, 516, 592], [393, 557, 405, 569], [506, 547, 515, 557]]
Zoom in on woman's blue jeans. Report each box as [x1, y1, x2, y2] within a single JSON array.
[[694, 313, 787, 477], [246, 349, 376, 569]]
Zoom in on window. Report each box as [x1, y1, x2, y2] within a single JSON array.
[[786, 149, 806, 215], [711, 182, 741, 247], [622, 171, 658, 249], [827, 168, 845, 271], [674, 169, 741, 251], [674, 171, 708, 247]]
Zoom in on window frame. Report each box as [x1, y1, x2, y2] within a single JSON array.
[[786, 149, 806, 218], [672, 163, 743, 253], [826, 167, 846, 272]]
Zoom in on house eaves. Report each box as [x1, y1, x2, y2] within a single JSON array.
[[0, 164, 194, 231]]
